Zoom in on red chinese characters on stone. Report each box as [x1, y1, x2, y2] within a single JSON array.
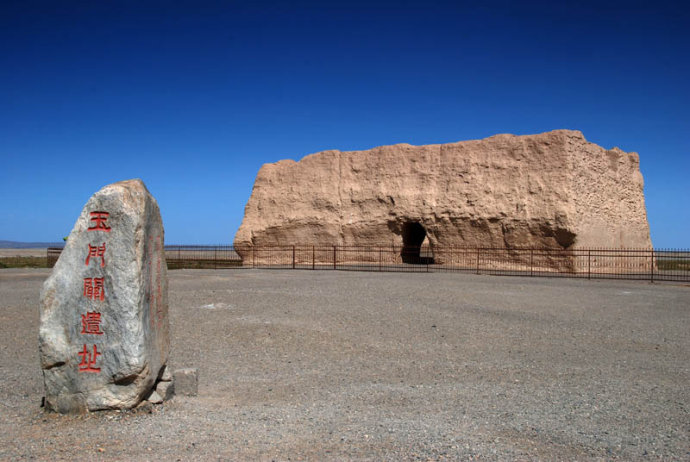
[[78, 210, 111, 374], [83, 277, 105, 301], [85, 243, 106, 267], [78, 344, 101, 373], [87, 211, 111, 232], [81, 311, 104, 335]]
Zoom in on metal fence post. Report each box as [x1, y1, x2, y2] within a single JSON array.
[[588, 249, 591, 280], [476, 248, 480, 275], [379, 248, 382, 271], [292, 245, 296, 269], [312, 245, 315, 270], [252, 246, 255, 268], [650, 249, 654, 283], [528, 249, 533, 275], [333, 246, 337, 270]]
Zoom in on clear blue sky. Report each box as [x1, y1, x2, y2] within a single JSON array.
[[1, 1, 688, 247]]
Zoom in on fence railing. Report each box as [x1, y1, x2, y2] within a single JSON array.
[[47, 247, 63, 267], [47, 245, 690, 282]]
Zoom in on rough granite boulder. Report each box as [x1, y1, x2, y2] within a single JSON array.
[[234, 130, 651, 263], [39, 179, 169, 413]]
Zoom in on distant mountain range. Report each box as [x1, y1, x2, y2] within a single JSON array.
[[0, 240, 65, 249]]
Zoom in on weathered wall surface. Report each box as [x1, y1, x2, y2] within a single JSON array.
[[234, 130, 651, 257]]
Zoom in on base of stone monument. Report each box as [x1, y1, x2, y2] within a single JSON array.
[[40, 364, 202, 413], [142, 364, 176, 405]]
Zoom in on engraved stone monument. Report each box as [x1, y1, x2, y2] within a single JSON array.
[[39, 179, 170, 413]]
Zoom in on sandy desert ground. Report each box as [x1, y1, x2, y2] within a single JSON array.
[[0, 268, 688, 460], [0, 248, 49, 258]]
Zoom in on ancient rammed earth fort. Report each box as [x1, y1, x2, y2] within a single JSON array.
[[235, 130, 651, 262]]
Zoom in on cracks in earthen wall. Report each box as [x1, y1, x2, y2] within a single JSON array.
[[426, 144, 444, 247], [336, 149, 344, 245], [235, 130, 651, 250], [564, 132, 579, 238], [565, 132, 651, 248]]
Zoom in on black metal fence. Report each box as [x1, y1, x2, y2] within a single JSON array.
[[165, 245, 242, 269], [47, 245, 690, 282], [47, 247, 62, 267]]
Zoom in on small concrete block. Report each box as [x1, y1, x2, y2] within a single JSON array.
[[147, 390, 163, 404], [160, 365, 173, 382], [173, 368, 198, 396], [155, 380, 175, 401]]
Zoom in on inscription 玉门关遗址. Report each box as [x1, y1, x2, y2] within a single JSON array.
[[85, 243, 106, 267], [79, 210, 112, 373], [78, 344, 102, 373], [80, 312, 104, 335], [82, 277, 105, 301], [87, 211, 111, 232]]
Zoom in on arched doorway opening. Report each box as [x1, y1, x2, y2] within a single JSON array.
[[401, 222, 434, 264]]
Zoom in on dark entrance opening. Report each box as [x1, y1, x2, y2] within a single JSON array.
[[401, 222, 434, 264]]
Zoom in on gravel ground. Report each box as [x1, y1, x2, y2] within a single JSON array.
[[0, 268, 688, 461]]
